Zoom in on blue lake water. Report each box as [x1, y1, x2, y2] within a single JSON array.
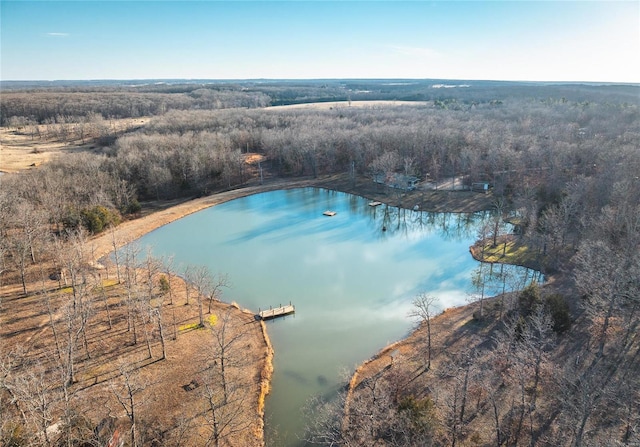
[[134, 187, 538, 446]]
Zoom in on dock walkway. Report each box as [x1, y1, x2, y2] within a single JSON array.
[[258, 304, 295, 320]]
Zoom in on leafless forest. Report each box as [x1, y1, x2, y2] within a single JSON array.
[[1, 80, 639, 446]]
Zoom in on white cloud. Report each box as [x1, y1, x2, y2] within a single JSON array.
[[387, 45, 441, 59], [46, 32, 70, 37]]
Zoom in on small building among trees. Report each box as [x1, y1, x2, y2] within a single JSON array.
[[373, 172, 419, 191], [471, 182, 490, 193]]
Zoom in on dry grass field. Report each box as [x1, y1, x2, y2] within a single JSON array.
[[0, 118, 146, 173], [266, 100, 429, 111]]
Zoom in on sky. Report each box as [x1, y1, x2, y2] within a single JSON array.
[[1, 1, 639, 83]]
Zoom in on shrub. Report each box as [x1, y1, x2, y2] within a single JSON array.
[[80, 206, 121, 234], [518, 283, 542, 317], [124, 199, 141, 215], [545, 293, 571, 333], [62, 208, 83, 231], [2, 422, 27, 447], [158, 275, 170, 295], [397, 395, 437, 432]]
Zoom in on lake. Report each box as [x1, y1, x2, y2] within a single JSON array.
[[135, 187, 538, 446]]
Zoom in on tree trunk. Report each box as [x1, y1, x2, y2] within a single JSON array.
[[157, 309, 166, 360], [426, 318, 432, 370], [598, 298, 616, 357]]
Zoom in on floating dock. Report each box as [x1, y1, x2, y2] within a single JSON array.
[[323, 210, 337, 216], [258, 304, 295, 320], [368, 201, 382, 207]]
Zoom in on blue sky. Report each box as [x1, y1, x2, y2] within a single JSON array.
[[1, 1, 638, 82]]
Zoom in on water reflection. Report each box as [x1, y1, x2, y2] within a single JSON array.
[[133, 187, 540, 447], [365, 204, 491, 243]]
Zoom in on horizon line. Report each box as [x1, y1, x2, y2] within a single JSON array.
[[2, 77, 639, 86]]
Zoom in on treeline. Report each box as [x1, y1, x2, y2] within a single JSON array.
[[121, 97, 639, 203], [0, 88, 271, 126], [4, 79, 638, 127]]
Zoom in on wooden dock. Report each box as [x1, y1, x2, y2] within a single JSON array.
[[258, 304, 295, 320]]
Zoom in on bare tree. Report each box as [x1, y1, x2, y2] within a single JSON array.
[[160, 254, 176, 305], [40, 290, 63, 364], [490, 196, 506, 248], [60, 300, 82, 386], [470, 264, 487, 319], [370, 151, 400, 193], [182, 264, 193, 306], [315, 369, 398, 447], [109, 360, 150, 447], [438, 350, 478, 447], [109, 224, 122, 284], [304, 390, 349, 447], [185, 264, 230, 327], [338, 365, 440, 446], [409, 293, 439, 370], [522, 307, 555, 407], [121, 243, 141, 345], [198, 307, 253, 446], [5, 228, 32, 295], [152, 307, 167, 360], [138, 250, 162, 358], [12, 201, 47, 265], [574, 240, 631, 357], [211, 308, 246, 405], [206, 273, 229, 315], [185, 265, 208, 328], [0, 349, 21, 445], [56, 228, 90, 309], [558, 358, 609, 447], [6, 361, 60, 446], [200, 371, 249, 447]]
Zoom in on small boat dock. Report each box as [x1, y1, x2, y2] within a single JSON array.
[[323, 210, 337, 216], [258, 304, 295, 320]]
